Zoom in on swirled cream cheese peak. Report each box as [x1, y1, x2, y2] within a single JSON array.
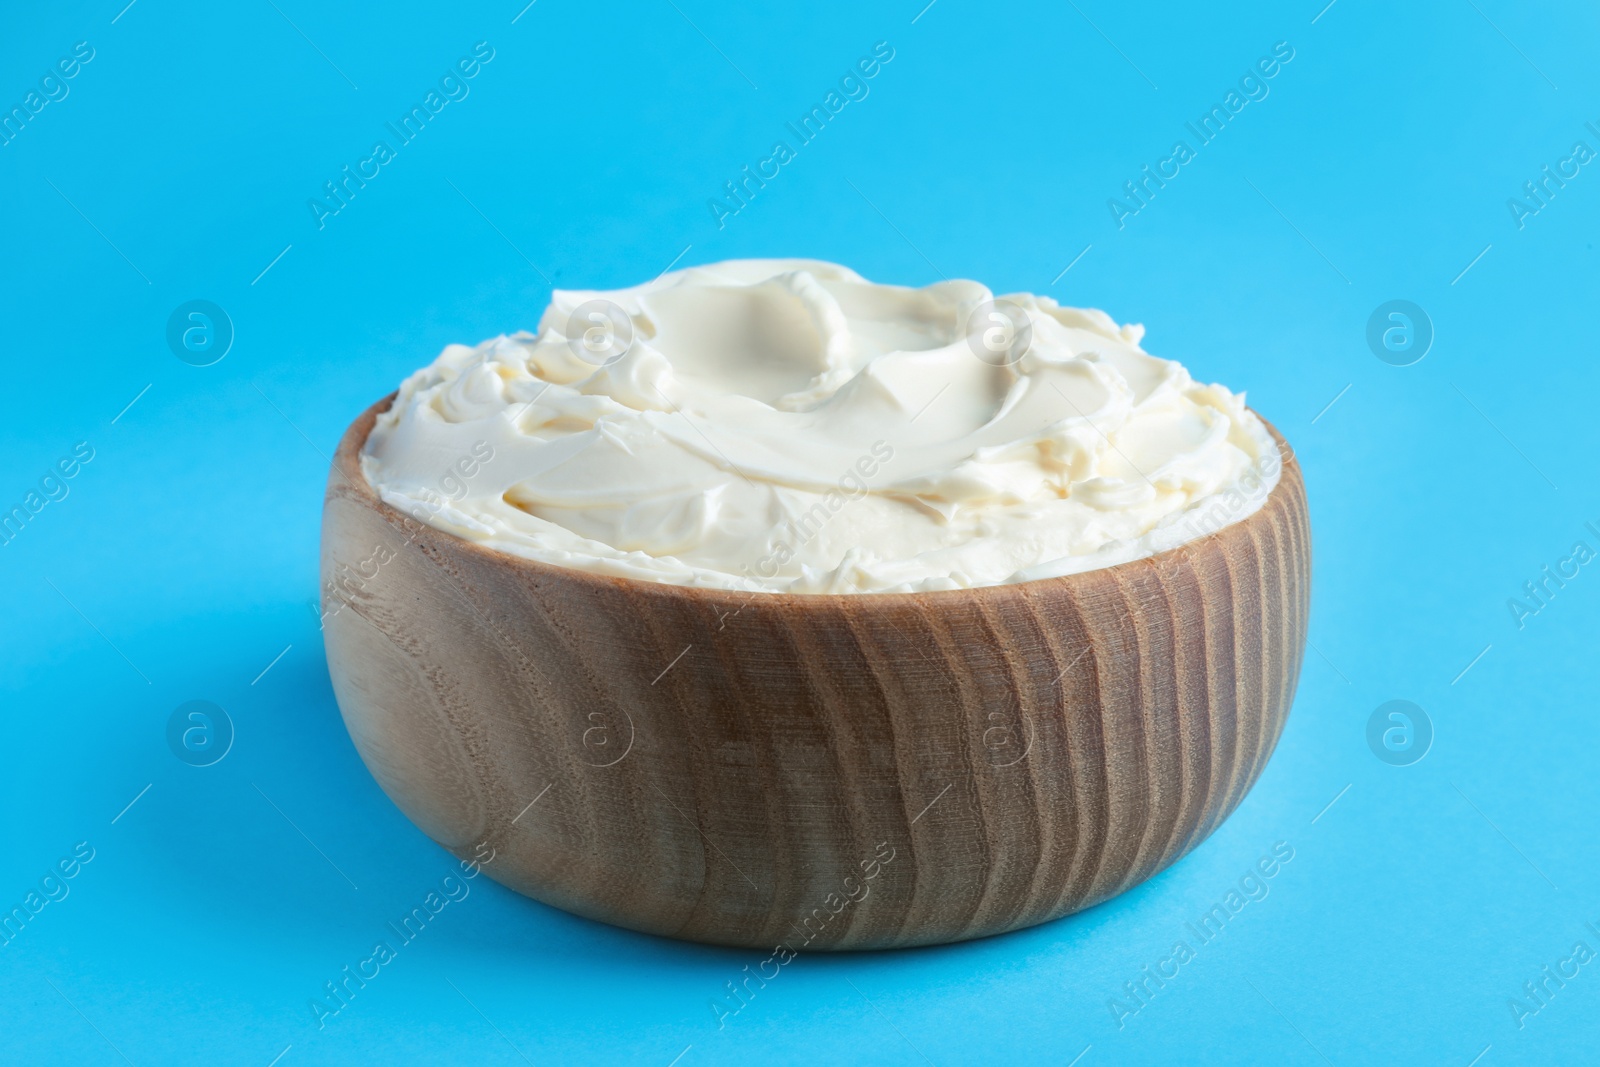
[[361, 259, 1280, 594]]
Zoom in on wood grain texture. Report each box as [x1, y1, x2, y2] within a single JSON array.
[[321, 395, 1311, 950]]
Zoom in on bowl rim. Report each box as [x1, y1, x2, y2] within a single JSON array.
[[329, 392, 1303, 609]]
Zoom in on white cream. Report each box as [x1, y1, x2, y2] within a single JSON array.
[[361, 259, 1280, 594]]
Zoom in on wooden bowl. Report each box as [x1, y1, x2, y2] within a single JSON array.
[[321, 396, 1310, 950]]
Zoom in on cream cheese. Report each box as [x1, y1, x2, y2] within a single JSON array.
[[361, 259, 1280, 594]]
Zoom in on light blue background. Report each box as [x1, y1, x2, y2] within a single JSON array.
[[2, 0, 1596, 1063]]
